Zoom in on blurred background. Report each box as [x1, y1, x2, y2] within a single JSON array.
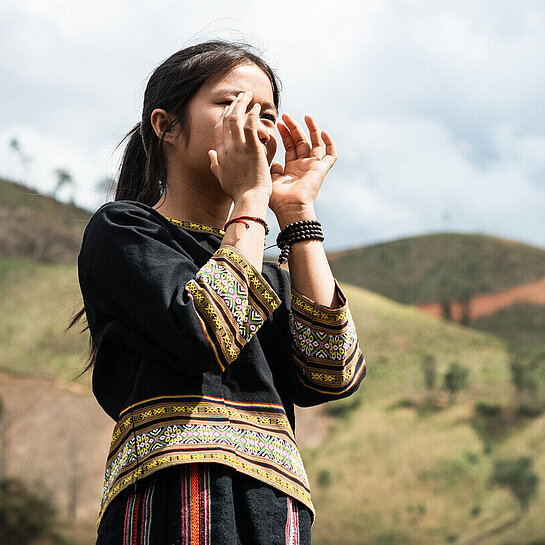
[[0, 1, 544, 544]]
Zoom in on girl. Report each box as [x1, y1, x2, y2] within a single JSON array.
[[71, 39, 366, 545]]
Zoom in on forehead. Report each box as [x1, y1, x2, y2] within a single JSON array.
[[204, 63, 275, 105]]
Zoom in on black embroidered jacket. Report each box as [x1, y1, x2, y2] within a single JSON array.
[[77, 200, 367, 528]]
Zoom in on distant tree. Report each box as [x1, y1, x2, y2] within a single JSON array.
[[459, 294, 471, 326], [463, 457, 539, 544], [422, 354, 437, 398], [510, 352, 545, 414], [8, 137, 33, 185], [444, 362, 469, 404], [440, 300, 452, 321], [491, 456, 539, 513], [52, 168, 74, 200], [8, 137, 20, 155]]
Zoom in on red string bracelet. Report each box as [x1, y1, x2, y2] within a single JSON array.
[[224, 216, 270, 235]]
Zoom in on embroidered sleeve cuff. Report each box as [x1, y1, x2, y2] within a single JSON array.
[[186, 244, 281, 372], [289, 279, 366, 394], [290, 278, 348, 324]]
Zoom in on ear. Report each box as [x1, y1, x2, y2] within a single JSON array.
[[150, 108, 178, 145]]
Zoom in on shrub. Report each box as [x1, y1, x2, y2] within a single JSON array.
[[317, 469, 331, 487], [444, 362, 469, 404], [422, 354, 437, 391], [475, 401, 502, 417], [0, 477, 56, 545], [490, 456, 539, 512]]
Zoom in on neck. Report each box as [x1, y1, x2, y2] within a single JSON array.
[[153, 173, 233, 230]]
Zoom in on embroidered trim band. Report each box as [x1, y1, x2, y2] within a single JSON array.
[[97, 394, 315, 529], [165, 217, 226, 238], [185, 244, 282, 372], [289, 279, 367, 394]]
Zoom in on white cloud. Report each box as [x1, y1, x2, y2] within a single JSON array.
[[0, 0, 544, 250]]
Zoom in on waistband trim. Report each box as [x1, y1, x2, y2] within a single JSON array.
[[97, 394, 315, 528]]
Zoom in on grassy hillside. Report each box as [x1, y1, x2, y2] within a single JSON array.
[[0, 177, 91, 221], [472, 303, 545, 359], [305, 283, 545, 545], [0, 177, 92, 264], [1, 180, 543, 543], [1, 259, 544, 543], [0, 254, 91, 383], [329, 233, 545, 305]]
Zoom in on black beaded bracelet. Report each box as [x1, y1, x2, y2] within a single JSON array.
[[276, 220, 324, 264]]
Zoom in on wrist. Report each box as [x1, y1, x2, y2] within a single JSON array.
[[275, 204, 317, 230], [233, 190, 270, 208], [231, 191, 270, 224]]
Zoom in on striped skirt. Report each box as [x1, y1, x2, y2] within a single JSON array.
[[96, 462, 312, 545]]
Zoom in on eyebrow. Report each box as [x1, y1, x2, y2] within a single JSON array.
[[213, 88, 278, 116]]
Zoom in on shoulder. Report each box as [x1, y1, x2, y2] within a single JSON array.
[[80, 200, 195, 266], [83, 199, 183, 242], [88, 200, 167, 228]]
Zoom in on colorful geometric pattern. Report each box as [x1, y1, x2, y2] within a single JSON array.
[[289, 280, 367, 394], [122, 471, 156, 545], [289, 309, 358, 360], [195, 261, 263, 343], [185, 244, 282, 372], [286, 495, 300, 545], [181, 464, 211, 545], [97, 394, 315, 530]]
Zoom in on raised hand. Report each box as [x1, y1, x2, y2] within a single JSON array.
[[269, 113, 337, 223], [208, 90, 272, 203]]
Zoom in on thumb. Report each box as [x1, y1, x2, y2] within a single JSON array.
[[270, 161, 284, 181], [208, 150, 219, 179]]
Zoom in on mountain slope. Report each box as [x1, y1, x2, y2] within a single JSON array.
[[0, 177, 92, 264], [329, 232, 545, 305]]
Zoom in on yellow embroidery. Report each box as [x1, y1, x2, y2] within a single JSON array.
[[165, 217, 225, 237]]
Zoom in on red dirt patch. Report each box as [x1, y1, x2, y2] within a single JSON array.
[[417, 275, 545, 322]]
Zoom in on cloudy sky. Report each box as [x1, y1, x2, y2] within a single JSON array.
[[1, 0, 544, 251]]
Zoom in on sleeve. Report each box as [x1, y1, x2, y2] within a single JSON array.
[[77, 203, 282, 375], [286, 273, 367, 407]]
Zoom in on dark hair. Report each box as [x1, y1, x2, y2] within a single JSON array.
[[67, 39, 282, 380]]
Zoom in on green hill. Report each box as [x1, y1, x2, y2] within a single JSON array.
[[0, 254, 90, 382], [0, 177, 92, 264], [1, 178, 544, 544], [472, 303, 545, 358], [329, 232, 545, 305], [1, 255, 544, 544], [305, 283, 545, 545]]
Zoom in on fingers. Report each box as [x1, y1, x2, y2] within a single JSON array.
[[278, 113, 336, 167], [280, 113, 311, 158], [277, 122, 298, 163], [304, 115, 326, 158], [244, 102, 263, 148], [221, 91, 261, 148], [320, 129, 337, 170]]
